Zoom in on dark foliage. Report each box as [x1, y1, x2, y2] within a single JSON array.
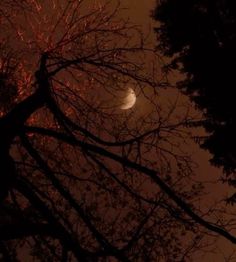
[[153, 0, 236, 175]]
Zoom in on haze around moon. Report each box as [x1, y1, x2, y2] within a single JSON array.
[[120, 88, 136, 110]]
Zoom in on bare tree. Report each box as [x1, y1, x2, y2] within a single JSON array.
[[0, 1, 236, 261]]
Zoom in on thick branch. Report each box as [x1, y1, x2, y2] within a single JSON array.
[[0, 222, 57, 241], [14, 178, 93, 262], [0, 53, 49, 144], [20, 134, 130, 262], [22, 127, 236, 244]]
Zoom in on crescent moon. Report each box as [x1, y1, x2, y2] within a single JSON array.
[[120, 88, 136, 110]]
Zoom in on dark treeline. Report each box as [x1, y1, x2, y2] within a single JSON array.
[[153, 0, 236, 193]]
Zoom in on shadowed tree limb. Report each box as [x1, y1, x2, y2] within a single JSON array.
[[22, 126, 236, 244], [0, 53, 50, 202], [0, 222, 57, 241], [14, 177, 95, 262], [20, 134, 130, 262]]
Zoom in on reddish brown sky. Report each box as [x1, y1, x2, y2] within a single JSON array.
[[122, 1, 236, 261]]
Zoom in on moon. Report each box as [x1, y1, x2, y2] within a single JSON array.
[[120, 88, 136, 110]]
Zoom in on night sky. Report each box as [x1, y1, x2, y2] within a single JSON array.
[[126, 1, 236, 261], [0, 0, 235, 261]]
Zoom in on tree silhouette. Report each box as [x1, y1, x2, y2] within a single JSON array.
[[1, 0, 236, 261], [153, 0, 236, 179]]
